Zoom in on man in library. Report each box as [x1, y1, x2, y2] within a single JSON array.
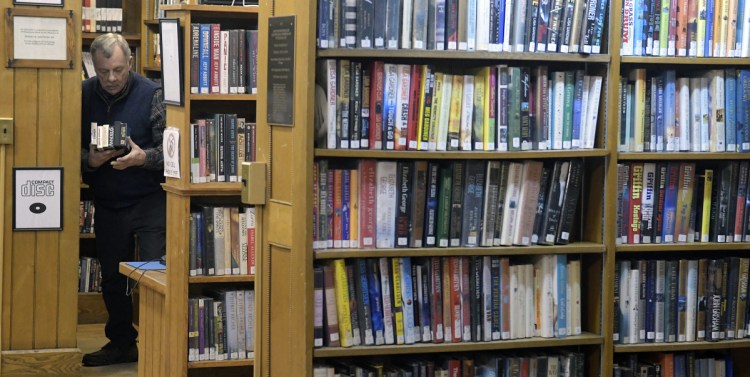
[[80, 33, 167, 367]]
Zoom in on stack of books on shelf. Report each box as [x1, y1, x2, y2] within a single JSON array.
[[188, 289, 255, 361], [189, 115, 256, 183], [189, 206, 256, 277], [316, 61, 604, 152], [314, 351, 585, 376], [620, 0, 750, 57], [317, 0, 610, 53], [82, 0, 125, 33], [80, 200, 95, 234], [615, 257, 750, 345], [313, 159, 583, 250], [314, 255, 581, 348], [617, 161, 750, 245], [190, 24, 259, 95], [79, 257, 102, 293], [615, 352, 734, 377], [619, 69, 750, 153]]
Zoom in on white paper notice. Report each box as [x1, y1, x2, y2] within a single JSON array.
[[163, 127, 180, 179], [14, 16, 67, 61]]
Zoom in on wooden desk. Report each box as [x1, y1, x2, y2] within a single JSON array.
[[119, 262, 167, 377]]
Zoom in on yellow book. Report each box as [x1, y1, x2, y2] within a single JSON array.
[[472, 68, 487, 151], [632, 69, 647, 152], [482, 67, 493, 150], [349, 168, 359, 248], [447, 74, 464, 151], [390, 257, 405, 344], [700, 169, 713, 242], [674, 163, 696, 242], [332, 259, 353, 347], [428, 71, 444, 151], [416, 65, 432, 151]]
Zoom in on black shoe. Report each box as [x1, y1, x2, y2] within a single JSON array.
[[82, 342, 138, 367]]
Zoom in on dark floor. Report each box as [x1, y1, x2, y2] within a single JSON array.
[[78, 324, 138, 377]]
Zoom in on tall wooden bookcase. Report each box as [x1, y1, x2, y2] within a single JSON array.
[[160, 4, 261, 377]]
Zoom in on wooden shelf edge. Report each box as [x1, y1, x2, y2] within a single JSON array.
[[620, 56, 750, 65], [189, 275, 255, 284], [619, 152, 750, 160], [188, 358, 254, 368], [617, 242, 750, 253], [614, 339, 750, 353], [163, 182, 242, 196], [161, 4, 259, 13], [317, 49, 611, 63], [83, 32, 141, 43], [314, 333, 602, 357], [80, 233, 96, 239], [190, 93, 258, 101], [315, 149, 610, 160], [315, 242, 606, 260]]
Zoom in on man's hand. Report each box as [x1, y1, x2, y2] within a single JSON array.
[[111, 137, 146, 170], [88, 143, 125, 168]]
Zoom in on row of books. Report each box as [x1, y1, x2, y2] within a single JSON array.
[[615, 258, 750, 346], [314, 255, 582, 349], [187, 289, 255, 362], [82, 0, 124, 33], [312, 159, 584, 250], [80, 200, 95, 234], [616, 161, 750, 245], [316, 61, 604, 152], [188, 206, 257, 277], [82, 52, 96, 80], [615, 352, 733, 377], [188, 114, 257, 184], [313, 351, 585, 377], [78, 257, 101, 293], [618, 69, 750, 153], [620, 0, 750, 57], [90, 121, 129, 151], [189, 24, 259, 95], [316, 0, 610, 54]]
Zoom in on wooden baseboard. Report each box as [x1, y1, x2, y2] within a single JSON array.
[[78, 292, 108, 324], [1, 348, 81, 376]]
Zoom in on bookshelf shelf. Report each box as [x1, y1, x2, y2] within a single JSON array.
[[620, 56, 750, 66], [161, 4, 259, 14], [188, 358, 254, 368], [616, 242, 750, 253], [315, 149, 610, 160], [80, 234, 95, 239], [82, 32, 141, 44], [614, 339, 750, 353], [190, 94, 258, 101], [143, 19, 159, 27], [313, 333, 603, 358], [618, 152, 750, 161], [188, 275, 255, 284], [317, 49, 611, 63], [163, 183, 242, 196], [314, 242, 606, 260], [143, 66, 161, 72]]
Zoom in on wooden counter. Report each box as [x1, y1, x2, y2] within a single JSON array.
[[119, 262, 167, 377]]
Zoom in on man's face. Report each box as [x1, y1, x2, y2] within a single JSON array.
[[93, 46, 131, 96]]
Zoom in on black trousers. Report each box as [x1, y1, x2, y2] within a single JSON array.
[[94, 190, 166, 348]]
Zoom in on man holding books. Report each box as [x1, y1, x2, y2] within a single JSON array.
[[80, 33, 167, 367]]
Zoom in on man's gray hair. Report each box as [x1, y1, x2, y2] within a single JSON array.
[[90, 33, 131, 59]]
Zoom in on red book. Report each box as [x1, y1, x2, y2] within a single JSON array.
[[676, 0, 689, 55], [430, 256, 444, 343], [629, 162, 644, 244], [450, 256, 462, 342], [322, 264, 340, 347], [407, 64, 423, 150], [210, 24, 221, 93], [359, 159, 377, 248], [500, 257, 511, 339], [369, 61, 385, 150]]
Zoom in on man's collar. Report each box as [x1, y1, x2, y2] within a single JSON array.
[[95, 71, 133, 103]]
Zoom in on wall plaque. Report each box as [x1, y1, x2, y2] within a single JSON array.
[[266, 16, 295, 126]]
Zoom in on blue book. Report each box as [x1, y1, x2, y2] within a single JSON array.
[[645, 259, 657, 342], [417, 261, 432, 342], [592, 0, 610, 53], [398, 257, 416, 344], [572, 73, 584, 148], [739, 70, 750, 152], [341, 169, 351, 247], [555, 254, 568, 337], [372, 0, 387, 48], [634, 0, 643, 55], [726, 69, 738, 152], [366, 259, 385, 345], [355, 259, 374, 345], [661, 163, 680, 243], [317, 0, 329, 47], [199, 24, 211, 94], [705, 0, 715, 56], [434, 0, 447, 50], [382, 64, 398, 150], [498, 0, 507, 48], [664, 70, 676, 151], [674, 354, 686, 377], [737, 0, 746, 53], [466, 0, 477, 50]]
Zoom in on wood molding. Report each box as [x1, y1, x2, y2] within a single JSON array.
[[1, 348, 81, 376]]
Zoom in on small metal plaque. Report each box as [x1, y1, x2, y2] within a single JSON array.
[[267, 16, 295, 126]]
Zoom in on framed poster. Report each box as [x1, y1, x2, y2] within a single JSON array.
[[5, 8, 74, 68], [159, 18, 184, 106], [13, 167, 63, 231]]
